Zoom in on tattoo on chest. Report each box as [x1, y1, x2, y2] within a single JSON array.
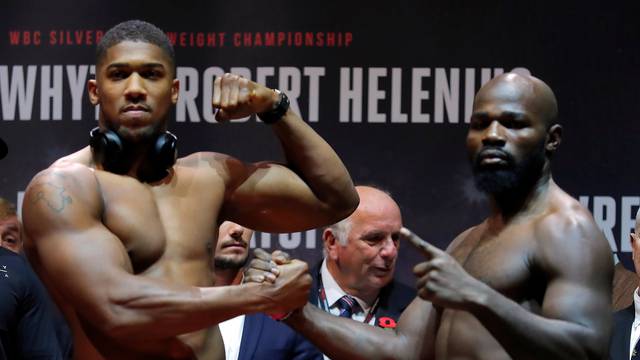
[[31, 182, 73, 213]]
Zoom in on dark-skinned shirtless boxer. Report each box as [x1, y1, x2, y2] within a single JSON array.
[[251, 73, 613, 360], [21, 20, 358, 360]]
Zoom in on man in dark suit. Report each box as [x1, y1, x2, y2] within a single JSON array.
[[0, 138, 73, 359], [611, 209, 640, 360], [214, 221, 322, 360], [309, 185, 414, 336]]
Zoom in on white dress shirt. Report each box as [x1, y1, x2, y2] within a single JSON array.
[[320, 259, 376, 324], [319, 259, 378, 360], [629, 288, 640, 360], [218, 315, 245, 360]]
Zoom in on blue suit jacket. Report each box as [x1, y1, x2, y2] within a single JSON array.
[[237, 313, 322, 360], [610, 304, 634, 360]]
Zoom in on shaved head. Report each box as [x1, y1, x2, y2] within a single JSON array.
[[474, 72, 558, 128]]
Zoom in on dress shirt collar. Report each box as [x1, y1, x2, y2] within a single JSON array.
[[320, 258, 371, 312]]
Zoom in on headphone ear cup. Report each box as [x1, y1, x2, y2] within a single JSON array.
[[89, 127, 126, 173], [89, 127, 103, 152], [103, 131, 124, 157], [154, 131, 178, 170]]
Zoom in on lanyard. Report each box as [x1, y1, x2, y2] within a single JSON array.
[[317, 274, 380, 325]]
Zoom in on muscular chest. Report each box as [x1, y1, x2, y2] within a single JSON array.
[[95, 169, 225, 276], [451, 225, 542, 302]]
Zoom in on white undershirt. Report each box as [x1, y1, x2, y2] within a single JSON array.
[[218, 315, 245, 360]]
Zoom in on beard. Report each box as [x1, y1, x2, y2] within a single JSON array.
[[472, 142, 546, 196], [214, 255, 249, 270], [115, 122, 163, 144]]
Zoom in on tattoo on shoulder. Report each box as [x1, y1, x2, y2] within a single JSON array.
[[30, 176, 74, 213]]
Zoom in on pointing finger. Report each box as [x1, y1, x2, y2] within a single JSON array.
[[401, 227, 443, 259]]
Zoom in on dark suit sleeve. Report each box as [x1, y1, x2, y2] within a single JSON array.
[[374, 280, 416, 327], [289, 331, 324, 360], [13, 255, 66, 359], [610, 305, 634, 360], [241, 312, 323, 360]]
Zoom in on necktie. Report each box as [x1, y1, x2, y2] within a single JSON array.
[[335, 295, 360, 318], [633, 338, 640, 358]]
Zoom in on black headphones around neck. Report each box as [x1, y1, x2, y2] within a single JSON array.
[[89, 127, 178, 183]]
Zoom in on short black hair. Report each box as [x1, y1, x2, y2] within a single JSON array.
[[96, 20, 176, 76]]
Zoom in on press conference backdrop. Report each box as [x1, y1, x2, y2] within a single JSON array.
[[0, 0, 637, 285]]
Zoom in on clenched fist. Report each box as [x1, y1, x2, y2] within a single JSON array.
[[212, 73, 280, 122], [244, 249, 311, 314]]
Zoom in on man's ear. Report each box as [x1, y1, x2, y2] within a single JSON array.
[[631, 232, 639, 260], [323, 228, 339, 260], [545, 124, 562, 153], [88, 79, 99, 106], [171, 78, 180, 105]]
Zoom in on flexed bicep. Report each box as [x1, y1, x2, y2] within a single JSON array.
[[219, 155, 347, 233]]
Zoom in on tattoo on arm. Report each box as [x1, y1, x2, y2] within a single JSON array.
[[31, 182, 73, 213]]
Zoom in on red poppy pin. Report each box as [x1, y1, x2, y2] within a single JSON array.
[[378, 317, 397, 329]]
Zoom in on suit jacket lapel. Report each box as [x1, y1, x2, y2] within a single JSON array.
[[238, 314, 264, 360], [309, 261, 323, 307]]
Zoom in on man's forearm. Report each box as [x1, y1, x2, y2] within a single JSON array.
[[286, 304, 403, 360], [102, 280, 268, 341], [286, 301, 435, 360], [271, 109, 358, 220]]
